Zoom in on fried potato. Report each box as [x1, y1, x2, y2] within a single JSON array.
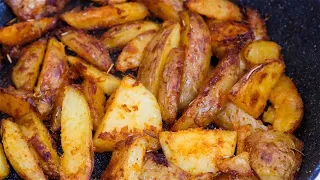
[[138, 21, 180, 96], [12, 39, 47, 91], [82, 78, 106, 130], [116, 30, 157, 72], [207, 20, 253, 59], [236, 125, 254, 155], [186, 0, 242, 21], [160, 129, 237, 175], [172, 53, 240, 131], [178, 11, 212, 110], [101, 21, 159, 49], [241, 40, 281, 67], [246, 8, 269, 41], [67, 56, 120, 95], [245, 130, 303, 180], [60, 2, 149, 30], [92, 0, 126, 5], [34, 38, 68, 116], [0, 17, 57, 46], [215, 174, 259, 180], [101, 136, 147, 180], [59, 28, 113, 72], [93, 76, 162, 152], [1, 119, 46, 180], [0, 143, 9, 179], [217, 152, 253, 177], [16, 112, 60, 178], [158, 48, 184, 125], [50, 88, 64, 132], [137, 0, 183, 21], [60, 86, 93, 179], [229, 59, 285, 118], [263, 75, 303, 133]]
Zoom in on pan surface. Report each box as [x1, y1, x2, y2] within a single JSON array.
[[0, 0, 319, 179]]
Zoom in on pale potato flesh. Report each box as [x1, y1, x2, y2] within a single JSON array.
[[0, 143, 9, 179], [217, 152, 253, 177]]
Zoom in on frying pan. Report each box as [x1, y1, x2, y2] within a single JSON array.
[[0, 0, 319, 179]]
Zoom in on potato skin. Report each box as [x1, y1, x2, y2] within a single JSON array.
[[0, 17, 57, 46], [217, 152, 253, 177], [246, 8, 269, 41], [60, 2, 149, 30], [178, 11, 212, 111]]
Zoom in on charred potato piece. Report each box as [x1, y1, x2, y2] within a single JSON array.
[[246, 8, 269, 41], [158, 48, 184, 125], [217, 152, 253, 177], [60, 86, 93, 179], [186, 0, 242, 21], [101, 21, 159, 49], [0, 17, 57, 46], [93, 76, 162, 152], [59, 28, 113, 72], [116, 30, 157, 72], [160, 129, 237, 175], [12, 39, 47, 91], [2, 119, 47, 180], [0, 143, 9, 179], [16, 112, 60, 178], [92, 0, 126, 5], [138, 21, 180, 96], [172, 53, 240, 131], [263, 75, 303, 133], [60, 2, 149, 30], [178, 11, 212, 110], [245, 130, 303, 180], [229, 59, 285, 118], [67, 56, 120, 95]]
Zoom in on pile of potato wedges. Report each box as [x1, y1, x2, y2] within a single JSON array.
[[0, 0, 304, 179]]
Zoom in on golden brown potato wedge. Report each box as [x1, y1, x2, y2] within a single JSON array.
[[178, 11, 212, 110], [101, 136, 147, 180], [101, 21, 159, 49], [60, 2, 149, 30], [172, 53, 240, 131], [93, 76, 162, 152], [50, 88, 65, 132], [67, 56, 120, 95], [59, 28, 113, 72], [160, 129, 237, 175], [0, 17, 57, 46], [263, 75, 303, 133], [137, 0, 183, 21], [60, 86, 93, 179], [12, 38, 47, 91], [116, 30, 157, 72], [158, 47, 184, 125], [16, 112, 60, 178], [186, 0, 242, 21], [91, 0, 126, 5], [246, 8, 269, 41], [138, 21, 180, 96], [34, 38, 68, 116], [82, 78, 106, 130], [2, 119, 47, 180], [217, 152, 253, 177], [0, 143, 9, 179], [229, 59, 285, 118]]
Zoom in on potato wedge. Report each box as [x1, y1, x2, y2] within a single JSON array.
[[137, 0, 183, 21], [263, 75, 303, 133], [178, 11, 212, 110], [59, 28, 113, 72], [91, 0, 126, 5], [12, 38, 47, 91], [101, 21, 159, 49], [82, 78, 106, 130], [60, 2, 148, 30], [246, 8, 269, 41], [186, 0, 242, 21], [158, 47, 184, 125], [93, 76, 162, 152], [160, 129, 237, 175], [172, 53, 240, 131], [50, 88, 65, 132], [229, 59, 285, 118], [0, 143, 9, 179], [16, 112, 60, 178], [116, 30, 157, 72], [34, 38, 68, 116], [138, 21, 180, 96], [101, 136, 147, 180], [1, 119, 46, 180], [67, 56, 120, 95], [0, 17, 57, 46], [217, 152, 253, 177], [60, 86, 93, 179]]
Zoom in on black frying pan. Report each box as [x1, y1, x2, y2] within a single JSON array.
[[0, 0, 319, 179]]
